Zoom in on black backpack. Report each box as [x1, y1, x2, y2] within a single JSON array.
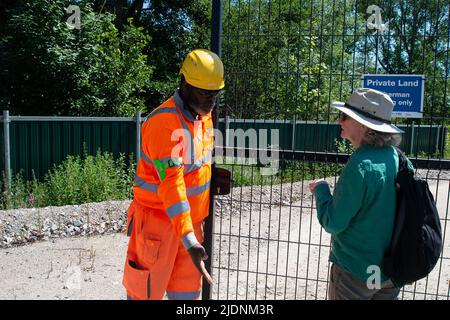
[[383, 148, 443, 285]]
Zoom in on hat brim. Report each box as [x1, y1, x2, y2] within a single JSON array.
[[331, 102, 404, 134]]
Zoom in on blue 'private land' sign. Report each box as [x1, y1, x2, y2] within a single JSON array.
[[362, 74, 425, 118]]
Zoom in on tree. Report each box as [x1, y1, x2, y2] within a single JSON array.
[[0, 0, 153, 116], [359, 0, 449, 121], [137, 0, 212, 110], [221, 0, 328, 120], [87, 0, 213, 111], [220, 0, 449, 125]]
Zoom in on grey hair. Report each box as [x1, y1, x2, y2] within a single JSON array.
[[361, 129, 402, 147]]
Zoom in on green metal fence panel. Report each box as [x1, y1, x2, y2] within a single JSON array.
[[394, 125, 447, 157], [1, 117, 446, 183], [8, 120, 136, 181], [228, 120, 293, 150], [293, 123, 341, 152], [412, 125, 447, 156], [218, 120, 446, 155], [212, 0, 449, 301]]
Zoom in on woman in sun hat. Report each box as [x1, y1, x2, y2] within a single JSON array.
[[309, 88, 411, 300]]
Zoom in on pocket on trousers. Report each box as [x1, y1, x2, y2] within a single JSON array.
[[123, 259, 151, 299], [144, 238, 161, 265]]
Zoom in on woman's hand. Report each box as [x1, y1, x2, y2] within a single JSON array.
[[309, 178, 328, 192]]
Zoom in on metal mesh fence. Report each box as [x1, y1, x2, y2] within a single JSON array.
[[208, 0, 450, 300]]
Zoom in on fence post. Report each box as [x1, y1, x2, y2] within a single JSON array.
[[210, 0, 223, 56], [441, 125, 447, 158], [3, 110, 11, 192], [291, 117, 296, 151], [203, 0, 223, 301], [225, 115, 230, 147], [135, 110, 141, 163], [435, 125, 440, 156], [410, 121, 415, 155]]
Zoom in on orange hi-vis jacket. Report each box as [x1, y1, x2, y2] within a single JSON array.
[[133, 89, 214, 249]]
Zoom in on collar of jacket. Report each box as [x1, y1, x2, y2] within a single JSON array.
[[173, 89, 211, 123]]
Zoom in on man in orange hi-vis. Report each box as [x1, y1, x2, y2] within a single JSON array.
[[123, 49, 224, 300]]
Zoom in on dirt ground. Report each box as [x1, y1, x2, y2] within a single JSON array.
[[0, 233, 128, 300]]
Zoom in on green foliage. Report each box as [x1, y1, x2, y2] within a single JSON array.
[[0, 0, 153, 116], [1, 172, 29, 209], [355, 1, 449, 122], [0, 151, 135, 210], [222, 0, 328, 119], [221, 0, 449, 126], [334, 138, 355, 154], [0, 0, 213, 115], [2, 0, 446, 123], [138, 0, 212, 109]]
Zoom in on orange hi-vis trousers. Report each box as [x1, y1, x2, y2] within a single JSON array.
[[123, 201, 204, 300]]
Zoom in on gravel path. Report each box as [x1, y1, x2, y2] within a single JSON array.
[[0, 201, 130, 249]]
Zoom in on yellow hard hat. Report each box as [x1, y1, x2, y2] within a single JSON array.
[[179, 49, 225, 90]]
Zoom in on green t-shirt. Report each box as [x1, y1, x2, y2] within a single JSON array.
[[314, 145, 404, 283]]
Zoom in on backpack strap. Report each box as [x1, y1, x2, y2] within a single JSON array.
[[389, 147, 410, 256], [394, 147, 409, 173]]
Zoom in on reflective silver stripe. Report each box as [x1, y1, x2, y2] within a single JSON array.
[[135, 175, 209, 197], [202, 149, 213, 163], [166, 290, 201, 300], [166, 201, 190, 218], [181, 231, 199, 250], [173, 90, 196, 122], [186, 180, 211, 197], [146, 107, 179, 121], [183, 150, 213, 173], [184, 161, 203, 174], [176, 114, 195, 165], [134, 176, 158, 193], [140, 148, 153, 164], [173, 90, 196, 165]]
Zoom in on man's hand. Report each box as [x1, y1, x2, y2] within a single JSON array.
[[187, 243, 213, 285]]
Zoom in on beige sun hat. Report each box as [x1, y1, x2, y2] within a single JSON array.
[[331, 88, 404, 133]]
